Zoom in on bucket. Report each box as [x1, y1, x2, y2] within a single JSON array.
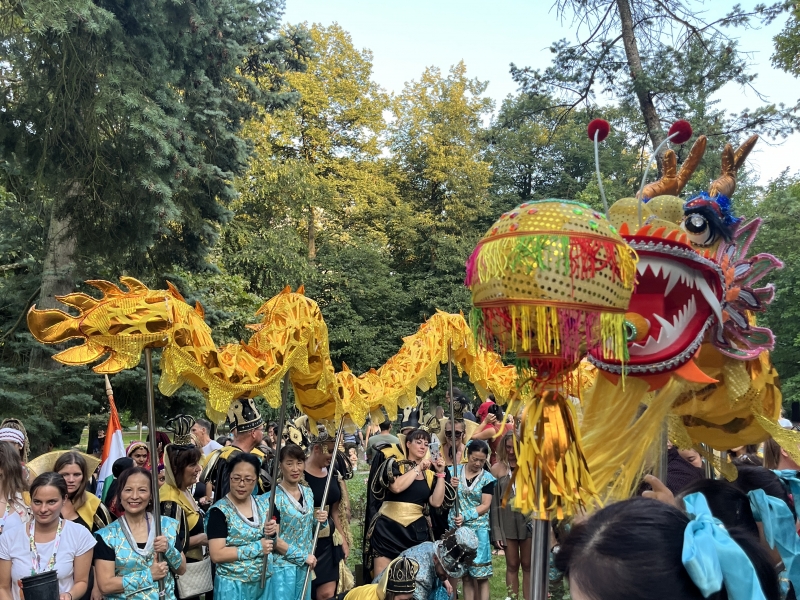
[[20, 570, 59, 600]]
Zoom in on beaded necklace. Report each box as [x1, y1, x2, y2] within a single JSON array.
[[27, 518, 63, 575]]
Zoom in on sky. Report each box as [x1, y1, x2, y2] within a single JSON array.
[[282, 0, 800, 185]]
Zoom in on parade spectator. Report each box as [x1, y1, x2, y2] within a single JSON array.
[[126, 442, 150, 470], [365, 422, 399, 463], [0, 473, 95, 600], [491, 432, 530, 600], [190, 419, 221, 456], [471, 400, 512, 465], [0, 443, 29, 535]]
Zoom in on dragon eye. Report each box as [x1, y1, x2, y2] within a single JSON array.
[[682, 213, 718, 246]]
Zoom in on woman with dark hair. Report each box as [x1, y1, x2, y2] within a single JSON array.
[[94, 467, 186, 600], [56, 452, 113, 533], [556, 496, 780, 600], [159, 445, 204, 600], [0, 443, 29, 536], [367, 429, 447, 577], [55, 452, 113, 600], [126, 443, 150, 470], [207, 453, 278, 600], [264, 444, 322, 600], [448, 440, 494, 600], [0, 472, 95, 600], [304, 428, 347, 600], [490, 431, 530, 600]]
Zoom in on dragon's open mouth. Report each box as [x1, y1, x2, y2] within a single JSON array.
[[590, 228, 724, 375]]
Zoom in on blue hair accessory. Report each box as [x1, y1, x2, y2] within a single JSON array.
[[773, 470, 800, 520], [682, 492, 767, 600], [684, 191, 743, 227], [748, 489, 800, 592]]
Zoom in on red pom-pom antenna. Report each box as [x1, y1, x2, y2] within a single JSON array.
[[588, 119, 610, 142], [667, 120, 692, 144]]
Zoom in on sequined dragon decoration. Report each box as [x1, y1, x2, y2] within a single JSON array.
[[579, 133, 791, 499], [26, 281, 517, 427]]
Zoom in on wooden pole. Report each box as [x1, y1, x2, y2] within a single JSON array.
[[144, 349, 165, 598], [260, 372, 291, 587]]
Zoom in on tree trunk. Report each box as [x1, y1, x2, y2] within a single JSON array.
[[29, 203, 77, 371], [308, 206, 316, 260], [616, 0, 666, 175]]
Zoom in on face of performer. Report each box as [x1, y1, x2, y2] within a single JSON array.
[[466, 449, 487, 475], [505, 437, 517, 468], [314, 442, 334, 468], [121, 472, 151, 516], [432, 555, 448, 583], [280, 454, 305, 484], [131, 447, 149, 468], [57, 463, 83, 496], [406, 436, 429, 461], [229, 462, 258, 501], [181, 462, 201, 489], [444, 423, 464, 447], [31, 485, 65, 526]]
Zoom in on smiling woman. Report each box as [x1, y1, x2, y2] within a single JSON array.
[[0, 472, 96, 600], [93, 468, 186, 600]]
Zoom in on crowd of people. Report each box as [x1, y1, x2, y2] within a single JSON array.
[[0, 390, 798, 600]]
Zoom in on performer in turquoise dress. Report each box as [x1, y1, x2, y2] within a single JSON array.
[[94, 467, 186, 600], [207, 453, 278, 600], [263, 444, 325, 600], [447, 440, 495, 600]]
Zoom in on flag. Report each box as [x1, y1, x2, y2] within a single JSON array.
[[96, 375, 126, 498]]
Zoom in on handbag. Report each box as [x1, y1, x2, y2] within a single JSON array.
[[176, 556, 214, 598]]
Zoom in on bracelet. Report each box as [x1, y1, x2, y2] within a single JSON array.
[[64, 594, 73, 600], [435, 472, 446, 478]]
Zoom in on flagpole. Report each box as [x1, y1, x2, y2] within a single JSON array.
[[260, 371, 291, 588], [298, 419, 346, 600], [447, 345, 460, 517], [144, 348, 165, 598]]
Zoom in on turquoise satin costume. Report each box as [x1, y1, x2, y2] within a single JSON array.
[[208, 495, 273, 600], [95, 516, 183, 600], [262, 484, 315, 600], [448, 466, 495, 578]]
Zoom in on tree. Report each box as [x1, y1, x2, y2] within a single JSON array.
[[510, 1, 796, 173], [773, 5, 800, 79], [388, 62, 494, 282], [746, 175, 800, 408], [0, 0, 305, 370]]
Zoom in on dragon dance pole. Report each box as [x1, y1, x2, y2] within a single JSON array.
[[298, 419, 346, 600], [530, 465, 549, 600], [144, 348, 165, 599], [260, 371, 291, 588], [447, 345, 459, 517]]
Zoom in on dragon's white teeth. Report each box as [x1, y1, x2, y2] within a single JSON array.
[[664, 267, 683, 297], [694, 276, 723, 324], [629, 295, 698, 357]]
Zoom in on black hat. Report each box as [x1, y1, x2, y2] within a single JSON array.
[[401, 399, 422, 431], [382, 557, 418, 595], [226, 398, 263, 433]]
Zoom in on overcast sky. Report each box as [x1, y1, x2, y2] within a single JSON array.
[[283, 0, 800, 185]]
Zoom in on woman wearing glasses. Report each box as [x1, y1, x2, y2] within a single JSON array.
[[366, 429, 448, 578], [207, 453, 278, 600], [449, 440, 494, 600]]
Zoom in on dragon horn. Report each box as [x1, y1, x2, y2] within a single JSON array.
[[675, 135, 707, 192], [709, 135, 758, 198]]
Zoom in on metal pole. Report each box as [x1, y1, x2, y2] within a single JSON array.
[[144, 348, 165, 598], [530, 461, 548, 600], [260, 371, 291, 587], [701, 443, 714, 479], [447, 345, 459, 517], [654, 419, 669, 483], [298, 419, 347, 600]]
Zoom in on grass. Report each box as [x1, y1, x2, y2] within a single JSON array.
[[75, 426, 148, 451]]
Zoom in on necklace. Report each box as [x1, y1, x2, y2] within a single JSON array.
[[28, 518, 63, 575]]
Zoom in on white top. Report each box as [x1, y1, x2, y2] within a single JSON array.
[[0, 520, 96, 600], [202, 440, 223, 455]]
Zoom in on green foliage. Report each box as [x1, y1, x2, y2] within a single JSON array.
[[773, 6, 800, 78], [747, 175, 800, 407]]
